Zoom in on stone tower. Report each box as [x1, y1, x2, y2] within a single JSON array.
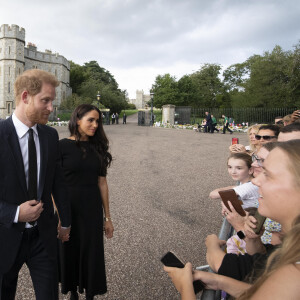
[[0, 24, 71, 119], [0, 24, 25, 117]]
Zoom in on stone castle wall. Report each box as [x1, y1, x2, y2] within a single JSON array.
[[130, 90, 150, 109], [0, 24, 71, 118]]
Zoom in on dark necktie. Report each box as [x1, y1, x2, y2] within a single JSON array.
[[28, 128, 37, 225]]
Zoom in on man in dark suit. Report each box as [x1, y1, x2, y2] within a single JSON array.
[[205, 111, 213, 133], [0, 69, 71, 300]]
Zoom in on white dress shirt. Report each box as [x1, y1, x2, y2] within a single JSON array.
[[12, 113, 41, 226]]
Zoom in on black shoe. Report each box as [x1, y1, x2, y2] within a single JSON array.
[[221, 133, 225, 134], [230, 132, 233, 134], [70, 291, 79, 300]]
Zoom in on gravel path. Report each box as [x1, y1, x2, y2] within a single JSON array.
[[16, 119, 248, 300]]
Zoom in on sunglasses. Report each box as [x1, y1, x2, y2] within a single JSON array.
[[255, 134, 277, 141], [252, 154, 264, 167]]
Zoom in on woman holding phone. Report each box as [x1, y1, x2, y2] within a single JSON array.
[[164, 140, 300, 299]]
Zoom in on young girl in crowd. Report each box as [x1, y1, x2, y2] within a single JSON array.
[[164, 140, 300, 300], [209, 152, 259, 209]]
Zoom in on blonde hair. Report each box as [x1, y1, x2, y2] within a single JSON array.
[[247, 124, 260, 152], [14, 69, 59, 105], [238, 140, 300, 299], [238, 215, 300, 299]]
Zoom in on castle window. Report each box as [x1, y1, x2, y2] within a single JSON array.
[[8, 46, 11, 55], [8, 82, 10, 93], [9, 67, 11, 76], [7, 103, 11, 114], [55, 69, 57, 77], [19, 68, 21, 74]]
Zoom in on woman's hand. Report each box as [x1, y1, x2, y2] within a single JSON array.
[[205, 234, 226, 250], [193, 270, 221, 290], [229, 144, 246, 153], [205, 234, 226, 272], [221, 201, 245, 232], [104, 220, 114, 238], [164, 262, 196, 299], [243, 214, 262, 239]]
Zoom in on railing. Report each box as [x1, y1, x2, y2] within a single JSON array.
[[197, 218, 234, 300], [191, 107, 297, 125]]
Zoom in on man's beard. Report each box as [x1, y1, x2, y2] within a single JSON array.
[[26, 108, 50, 125]]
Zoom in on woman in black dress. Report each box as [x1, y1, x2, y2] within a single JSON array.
[[59, 104, 113, 300]]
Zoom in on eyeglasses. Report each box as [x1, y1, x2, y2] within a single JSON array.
[[252, 154, 264, 167], [255, 135, 277, 141]]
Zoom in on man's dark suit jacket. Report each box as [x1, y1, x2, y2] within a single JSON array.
[[206, 113, 212, 124], [0, 117, 71, 274]]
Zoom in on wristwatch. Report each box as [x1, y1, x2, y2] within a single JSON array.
[[104, 217, 111, 222], [237, 230, 245, 240]]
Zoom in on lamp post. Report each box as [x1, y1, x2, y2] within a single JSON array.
[[150, 91, 154, 126], [96, 91, 101, 108]]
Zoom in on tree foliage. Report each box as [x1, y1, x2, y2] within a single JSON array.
[[151, 74, 179, 108], [61, 60, 127, 113], [151, 42, 300, 108]]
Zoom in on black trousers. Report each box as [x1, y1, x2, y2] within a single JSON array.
[[212, 123, 219, 132], [223, 123, 233, 133], [1, 227, 58, 300], [206, 122, 213, 133]]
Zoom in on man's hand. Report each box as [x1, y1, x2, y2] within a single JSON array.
[[57, 225, 70, 243], [18, 200, 43, 222], [290, 110, 300, 124]]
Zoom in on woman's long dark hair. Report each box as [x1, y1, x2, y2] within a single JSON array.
[[68, 104, 112, 169]]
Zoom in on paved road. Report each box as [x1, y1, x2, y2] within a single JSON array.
[[16, 121, 248, 300]]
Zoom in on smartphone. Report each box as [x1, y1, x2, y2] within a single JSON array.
[[253, 211, 266, 234], [232, 137, 239, 145], [219, 189, 246, 217], [161, 251, 205, 294]]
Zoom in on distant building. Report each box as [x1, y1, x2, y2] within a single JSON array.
[[129, 90, 151, 109], [0, 24, 71, 119]]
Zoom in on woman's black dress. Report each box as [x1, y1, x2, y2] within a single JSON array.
[[59, 139, 107, 296]]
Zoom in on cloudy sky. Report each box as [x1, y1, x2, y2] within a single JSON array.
[[0, 0, 299, 98]]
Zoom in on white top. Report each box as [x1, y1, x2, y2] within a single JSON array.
[[233, 181, 259, 208], [12, 114, 41, 226]]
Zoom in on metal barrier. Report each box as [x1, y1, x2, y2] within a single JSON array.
[[198, 218, 234, 300]]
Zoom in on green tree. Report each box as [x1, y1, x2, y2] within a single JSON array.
[[190, 63, 223, 107], [63, 60, 127, 113], [151, 74, 179, 108], [69, 61, 86, 94], [177, 75, 198, 107]]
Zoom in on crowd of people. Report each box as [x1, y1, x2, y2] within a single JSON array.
[[164, 112, 300, 299], [199, 112, 234, 134], [0, 68, 299, 300], [110, 112, 127, 124]]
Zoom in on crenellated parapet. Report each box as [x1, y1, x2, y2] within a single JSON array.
[[24, 45, 70, 69], [0, 24, 71, 118], [0, 24, 25, 42]]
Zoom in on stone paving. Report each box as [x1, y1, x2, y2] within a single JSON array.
[[16, 117, 248, 299]]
